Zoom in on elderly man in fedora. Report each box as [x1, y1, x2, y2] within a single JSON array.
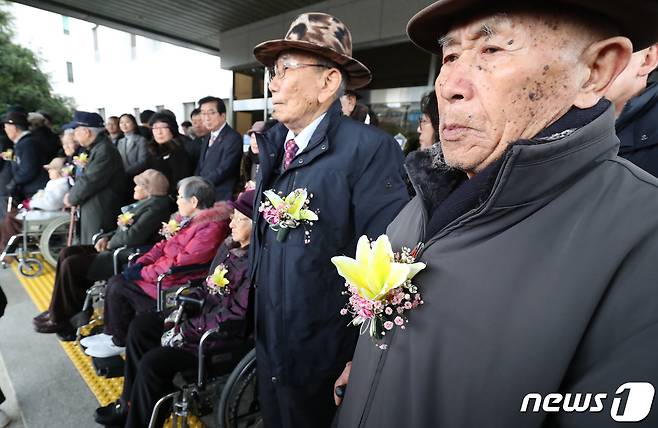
[[63, 111, 126, 244], [250, 12, 409, 428], [333, 1, 658, 428]]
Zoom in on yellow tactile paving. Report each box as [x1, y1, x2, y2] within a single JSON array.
[[10, 257, 123, 406]]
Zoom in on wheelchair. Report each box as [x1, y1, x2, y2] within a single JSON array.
[[74, 242, 262, 427], [0, 200, 75, 276]]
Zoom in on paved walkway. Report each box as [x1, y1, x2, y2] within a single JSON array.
[[0, 266, 99, 427]]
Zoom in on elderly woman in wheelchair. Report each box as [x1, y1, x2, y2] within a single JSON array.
[[33, 169, 172, 339], [82, 176, 231, 358], [93, 189, 254, 427]]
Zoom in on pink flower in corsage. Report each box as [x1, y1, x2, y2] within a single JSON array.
[[331, 235, 426, 350], [258, 188, 318, 243], [206, 263, 230, 296], [159, 218, 182, 240], [72, 153, 88, 169], [117, 212, 135, 231], [61, 164, 75, 178]]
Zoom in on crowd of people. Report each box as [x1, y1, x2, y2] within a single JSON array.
[[1, 0, 658, 427]]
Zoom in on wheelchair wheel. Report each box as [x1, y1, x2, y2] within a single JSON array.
[[216, 349, 261, 428], [19, 258, 43, 277], [39, 215, 71, 267]]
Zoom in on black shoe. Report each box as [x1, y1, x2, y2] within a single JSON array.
[[94, 400, 127, 426], [56, 326, 77, 342]]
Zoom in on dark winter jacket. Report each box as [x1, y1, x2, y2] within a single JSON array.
[[196, 123, 243, 201], [135, 203, 231, 299], [335, 104, 658, 428], [178, 240, 250, 354], [68, 133, 126, 244], [11, 132, 48, 197], [615, 81, 658, 177], [250, 100, 409, 387], [146, 138, 193, 197], [87, 195, 173, 281]]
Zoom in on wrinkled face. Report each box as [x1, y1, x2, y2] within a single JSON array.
[[417, 113, 436, 149], [151, 121, 173, 144], [119, 116, 136, 134], [200, 102, 226, 132], [105, 118, 119, 135], [176, 188, 198, 217], [268, 51, 327, 132], [191, 114, 207, 136], [340, 94, 357, 116], [73, 126, 95, 147], [61, 135, 78, 156], [230, 210, 253, 246], [437, 13, 586, 176], [133, 184, 148, 200]]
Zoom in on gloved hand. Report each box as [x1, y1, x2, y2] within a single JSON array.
[[122, 263, 144, 281]]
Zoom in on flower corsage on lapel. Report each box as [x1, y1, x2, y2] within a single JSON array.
[[206, 263, 230, 296], [332, 235, 426, 350], [159, 216, 190, 240], [258, 188, 319, 243], [117, 212, 135, 231], [73, 152, 88, 169]]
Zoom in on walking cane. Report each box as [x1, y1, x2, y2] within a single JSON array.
[[67, 206, 76, 246]]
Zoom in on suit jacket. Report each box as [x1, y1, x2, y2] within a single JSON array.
[[195, 123, 243, 201]]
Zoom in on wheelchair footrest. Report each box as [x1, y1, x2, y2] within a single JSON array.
[[92, 356, 124, 378]]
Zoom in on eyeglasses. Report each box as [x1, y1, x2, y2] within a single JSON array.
[[200, 110, 219, 116], [151, 125, 170, 131], [267, 62, 330, 82]]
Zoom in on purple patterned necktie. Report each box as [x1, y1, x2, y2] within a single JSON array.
[[284, 139, 298, 169]]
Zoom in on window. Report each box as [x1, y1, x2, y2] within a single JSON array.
[[130, 34, 137, 60], [66, 62, 74, 83], [62, 16, 70, 35], [183, 102, 195, 120], [92, 26, 100, 61]]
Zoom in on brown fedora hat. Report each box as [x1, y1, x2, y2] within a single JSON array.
[[407, 0, 658, 55], [253, 12, 372, 90]]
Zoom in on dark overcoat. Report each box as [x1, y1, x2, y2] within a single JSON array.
[[250, 101, 409, 388], [335, 106, 658, 428], [68, 134, 126, 244], [195, 123, 243, 201], [616, 81, 658, 177]]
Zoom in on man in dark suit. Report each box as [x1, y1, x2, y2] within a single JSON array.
[[195, 96, 242, 201], [250, 12, 409, 428], [1, 111, 48, 199]]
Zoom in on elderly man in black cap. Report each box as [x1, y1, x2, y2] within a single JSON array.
[[1, 111, 48, 200], [63, 111, 126, 244], [250, 12, 409, 428], [333, 1, 658, 428]]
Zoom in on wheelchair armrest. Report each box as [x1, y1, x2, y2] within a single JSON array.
[[126, 245, 153, 266], [112, 246, 128, 275], [168, 263, 211, 275], [156, 263, 210, 311], [91, 230, 105, 244], [198, 327, 222, 387]]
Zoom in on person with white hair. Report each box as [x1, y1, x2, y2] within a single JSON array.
[[62, 111, 126, 244]]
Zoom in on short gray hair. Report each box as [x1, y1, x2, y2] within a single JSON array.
[[177, 176, 215, 209]]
